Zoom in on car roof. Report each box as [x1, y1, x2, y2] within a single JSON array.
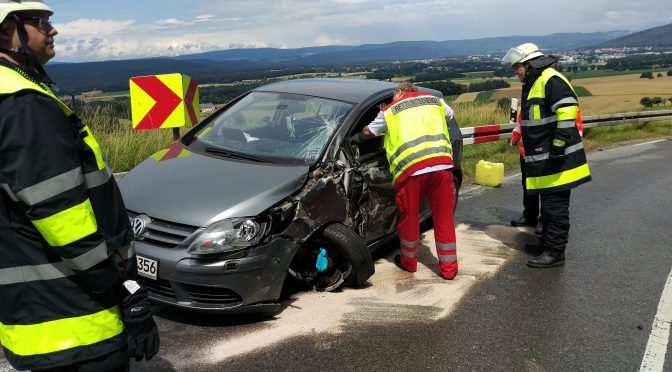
[[252, 78, 442, 104]]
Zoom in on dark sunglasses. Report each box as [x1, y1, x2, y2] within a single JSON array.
[[19, 16, 52, 31]]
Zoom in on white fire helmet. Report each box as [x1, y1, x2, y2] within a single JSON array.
[[501, 43, 545, 66], [0, 0, 53, 24]]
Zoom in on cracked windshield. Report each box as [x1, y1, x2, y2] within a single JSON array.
[[191, 92, 353, 165]]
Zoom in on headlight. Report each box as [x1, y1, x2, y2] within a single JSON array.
[[187, 218, 266, 255]]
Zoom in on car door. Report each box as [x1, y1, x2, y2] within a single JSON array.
[[347, 97, 433, 245]]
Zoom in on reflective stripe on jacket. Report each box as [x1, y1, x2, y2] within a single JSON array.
[[382, 92, 453, 186], [0, 64, 130, 370], [520, 67, 591, 194], [514, 106, 584, 158]]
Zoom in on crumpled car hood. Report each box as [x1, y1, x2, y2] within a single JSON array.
[[119, 150, 308, 227]]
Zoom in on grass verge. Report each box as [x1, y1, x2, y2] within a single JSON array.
[[461, 120, 672, 186], [79, 104, 176, 172]]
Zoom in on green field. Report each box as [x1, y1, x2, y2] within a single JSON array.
[[565, 68, 670, 79], [462, 71, 496, 78], [452, 76, 517, 85]]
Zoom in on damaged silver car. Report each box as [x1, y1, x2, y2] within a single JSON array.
[[119, 78, 462, 313]]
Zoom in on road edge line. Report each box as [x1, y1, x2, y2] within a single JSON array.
[[639, 265, 672, 371]]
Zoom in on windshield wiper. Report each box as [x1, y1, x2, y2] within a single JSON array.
[[204, 146, 273, 163]]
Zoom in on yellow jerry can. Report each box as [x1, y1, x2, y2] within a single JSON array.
[[474, 160, 504, 187]]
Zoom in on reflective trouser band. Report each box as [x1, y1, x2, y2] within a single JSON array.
[[401, 238, 420, 249], [526, 163, 591, 190], [0, 306, 124, 356], [32, 199, 98, 246], [401, 249, 417, 259], [401, 238, 420, 259], [436, 243, 457, 262]]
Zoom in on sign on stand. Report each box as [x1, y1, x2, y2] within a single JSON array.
[[129, 73, 199, 139]]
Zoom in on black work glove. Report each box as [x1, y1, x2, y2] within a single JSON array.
[[120, 280, 160, 361], [350, 133, 362, 144]]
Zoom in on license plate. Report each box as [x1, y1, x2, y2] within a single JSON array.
[[137, 255, 158, 280]]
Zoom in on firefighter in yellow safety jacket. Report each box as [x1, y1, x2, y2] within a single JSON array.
[[502, 43, 591, 268], [0, 1, 159, 370]]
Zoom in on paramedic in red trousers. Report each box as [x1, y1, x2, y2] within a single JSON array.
[[0, 1, 159, 370], [353, 82, 458, 279], [502, 43, 591, 268]]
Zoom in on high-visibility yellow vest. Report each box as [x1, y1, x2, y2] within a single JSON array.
[[521, 68, 591, 193], [0, 64, 126, 370], [382, 93, 453, 186]]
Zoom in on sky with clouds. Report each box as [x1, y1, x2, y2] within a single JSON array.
[[46, 0, 672, 63]]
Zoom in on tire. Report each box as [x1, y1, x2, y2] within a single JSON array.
[[319, 223, 374, 287]]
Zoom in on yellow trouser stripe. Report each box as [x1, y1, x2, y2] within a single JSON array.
[[0, 306, 124, 356], [32, 199, 98, 246], [527, 164, 591, 190]]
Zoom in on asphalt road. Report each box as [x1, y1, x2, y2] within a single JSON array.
[[1, 139, 671, 371]]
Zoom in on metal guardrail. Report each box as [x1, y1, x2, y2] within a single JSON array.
[[460, 109, 672, 145]]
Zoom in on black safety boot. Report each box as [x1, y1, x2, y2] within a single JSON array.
[[527, 250, 565, 268], [534, 222, 544, 235], [524, 243, 545, 256], [510, 215, 537, 227], [393, 255, 412, 273]]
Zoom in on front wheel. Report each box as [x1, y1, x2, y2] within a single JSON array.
[[320, 223, 374, 287], [289, 223, 374, 291]]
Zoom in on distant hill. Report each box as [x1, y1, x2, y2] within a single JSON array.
[[594, 22, 672, 48], [175, 31, 629, 64], [47, 30, 631, 94]]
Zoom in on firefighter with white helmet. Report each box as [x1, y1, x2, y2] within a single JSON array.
[[0, 1, 159, 370], [502, 43, 591, 268]]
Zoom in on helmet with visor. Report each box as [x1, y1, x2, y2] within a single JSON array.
[[501, 43, 544, 67]]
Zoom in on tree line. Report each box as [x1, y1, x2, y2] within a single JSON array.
[[417, 79, 510, 96]]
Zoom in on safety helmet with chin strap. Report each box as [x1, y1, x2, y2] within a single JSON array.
[[1, 0, 53, 24], [501, 43, 545, 67], [0, 0, 55, 87]]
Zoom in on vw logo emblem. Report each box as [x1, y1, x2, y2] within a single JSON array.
[[130, 215, 151, 239]]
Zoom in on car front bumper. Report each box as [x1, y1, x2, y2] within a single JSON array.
[[135, 237, 301, 313]]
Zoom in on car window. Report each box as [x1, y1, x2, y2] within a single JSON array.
[[350, 97, 392, 159], [190, 92, 354, 165]]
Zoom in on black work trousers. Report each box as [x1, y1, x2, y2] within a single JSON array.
[[540, 189, 571, 251], [520, 155, 540, 223]]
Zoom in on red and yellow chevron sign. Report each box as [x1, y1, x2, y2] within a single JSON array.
[[129, 73, 200, 130]]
